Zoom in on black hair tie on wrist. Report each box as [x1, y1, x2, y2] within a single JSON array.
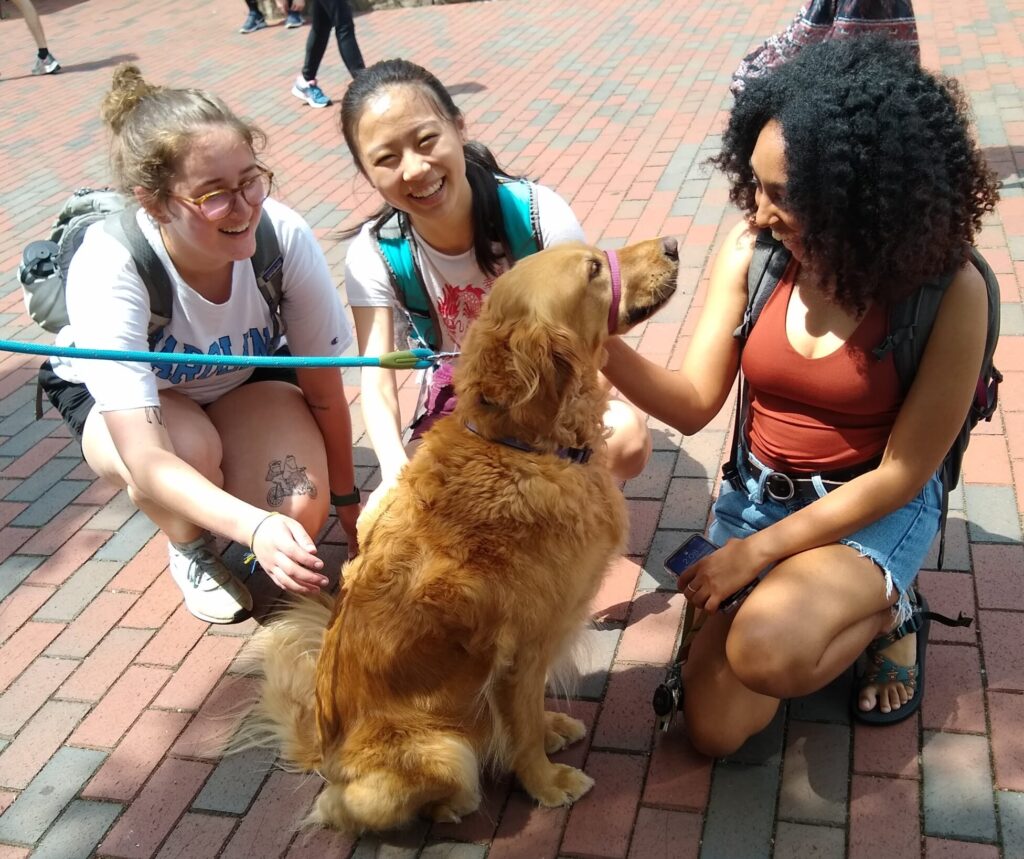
[[330, 489, 361, 507]]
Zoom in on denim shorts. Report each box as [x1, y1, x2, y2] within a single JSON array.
[[708, 449, 942, 623]]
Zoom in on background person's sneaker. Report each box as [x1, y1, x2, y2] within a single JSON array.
[[291, 76, 331, 108], [239, 10, 267, 33], [285, 11, 304, 27], [31, 53, 60, 75], [168, 533, 253, 624]]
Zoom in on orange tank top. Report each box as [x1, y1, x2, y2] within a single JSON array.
[[741, 261, 903, 473]]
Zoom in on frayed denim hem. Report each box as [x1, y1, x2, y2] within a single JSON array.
[[839, 537, 914, 626]]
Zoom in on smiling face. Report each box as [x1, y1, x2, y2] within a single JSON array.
[[749, 119, 805, 260], [354, 84, 472, 241], [150, 124, 266, 276]]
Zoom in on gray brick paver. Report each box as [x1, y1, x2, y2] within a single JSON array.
[[999, 791, 1024, 859], [92, 510, 160, 562], [922, 731, 998, 841], [702, 760, 780, 859], [10, 480, 91, 528], [30, 799, 122, 859], [774, 821, 846, 859], [32, 560, 122, 622], [192, 745, 277, 815], [779, 721, 850, 825], [5, 458, 79, 504], [0, 554, 44, 601], [0, 746, 106, 845], [965, 485, 1023, 544]]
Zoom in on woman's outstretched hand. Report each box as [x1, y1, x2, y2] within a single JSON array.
[[249, 512, 329, 594]]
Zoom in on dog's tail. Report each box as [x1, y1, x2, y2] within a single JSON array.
[[233, 594, 334, 772]]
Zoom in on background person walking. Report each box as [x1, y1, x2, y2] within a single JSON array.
[[291, 0, 365, 108], [7, 0, 60, 74]]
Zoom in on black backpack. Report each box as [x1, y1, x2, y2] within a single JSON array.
[[727, 229, 1002, 568]]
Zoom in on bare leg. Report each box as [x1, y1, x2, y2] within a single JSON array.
[[683, 543, 897, 756], [604, 398, 652, 481], [8, 0, 47, 50], [81, 390, 223, 543], [205, 381, 330, 540], [82, 382, 330, 544]]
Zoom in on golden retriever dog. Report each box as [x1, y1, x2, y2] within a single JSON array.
[[246, 238, 678, 833]]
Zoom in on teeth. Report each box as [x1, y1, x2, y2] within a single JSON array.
[[410, 178, 443, 199], [221, 224, 249, 234]]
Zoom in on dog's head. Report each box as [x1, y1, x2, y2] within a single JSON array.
[[454, 238, 677, 449]]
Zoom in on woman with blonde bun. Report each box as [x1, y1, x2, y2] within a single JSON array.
[[41, 65, 361, 624]]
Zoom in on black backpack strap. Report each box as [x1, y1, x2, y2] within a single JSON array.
[[252, 210, 286, 348], [105, 208, 286, 352], [878, 246, 1003, 570], [723, 229, 791, 486], [734, 229, 790, 340], [103, 209, 174, 348]]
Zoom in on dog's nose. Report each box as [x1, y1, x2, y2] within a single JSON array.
[[661, 237, 679, 260]]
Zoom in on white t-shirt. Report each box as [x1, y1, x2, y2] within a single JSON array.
[[52, 198, 353, 411], [344, 181, 585, 351]]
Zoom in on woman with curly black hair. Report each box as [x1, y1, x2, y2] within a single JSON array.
[[604, 35, 999, 752]]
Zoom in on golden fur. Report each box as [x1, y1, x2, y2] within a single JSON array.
[[247, 239, 678, 832]]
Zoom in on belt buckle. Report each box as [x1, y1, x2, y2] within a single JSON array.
[[765, 471, 795, 502]]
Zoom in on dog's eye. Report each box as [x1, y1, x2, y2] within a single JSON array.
[[588, 259, 602, 280]]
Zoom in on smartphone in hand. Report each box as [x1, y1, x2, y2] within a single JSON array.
[[663, 534, 758, 612], [664, 534, 717, 577]]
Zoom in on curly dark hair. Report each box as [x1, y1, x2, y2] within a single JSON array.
[[711, 35, 999, 312]]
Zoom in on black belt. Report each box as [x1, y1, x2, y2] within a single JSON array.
[[744, 453, 881, 502]]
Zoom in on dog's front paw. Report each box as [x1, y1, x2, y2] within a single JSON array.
[[544, 711, 587, 753], [522, 763, 594, 807]]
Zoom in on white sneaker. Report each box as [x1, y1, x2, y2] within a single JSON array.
[[168, 533, 253, 624], [32, 53, 60, 75]]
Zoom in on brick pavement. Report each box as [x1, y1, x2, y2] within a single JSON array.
[[0, 0, 1022, 856]]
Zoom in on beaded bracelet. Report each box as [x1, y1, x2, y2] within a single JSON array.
[[330, 489, 362, 507]]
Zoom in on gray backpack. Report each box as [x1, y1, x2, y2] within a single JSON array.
[[19, 188, 285, 347]]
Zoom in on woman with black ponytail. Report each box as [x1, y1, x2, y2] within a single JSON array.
[[340, 59, 652, 507]]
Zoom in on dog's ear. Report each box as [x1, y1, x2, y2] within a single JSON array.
[[457, 315, 588, 434]]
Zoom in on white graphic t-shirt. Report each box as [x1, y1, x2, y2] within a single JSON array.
[[52, 198, 353, 411]]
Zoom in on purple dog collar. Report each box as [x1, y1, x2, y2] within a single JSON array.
[[606, 249, 621, 334]]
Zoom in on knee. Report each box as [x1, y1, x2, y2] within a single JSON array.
[[278, 489, 330, 541], [170, 423, 224, 485], [682, 703, 749, 758], [726, 614, 808, 699], [605, 400, 652, 481]]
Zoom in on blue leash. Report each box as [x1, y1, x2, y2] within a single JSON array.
[[0, 339, 444, 370]]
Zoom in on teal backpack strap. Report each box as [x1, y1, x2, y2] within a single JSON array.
[[496, 178, 542, 261], [103, 209, 174, 348], [252, 210, 286, 349], [373, 211, 440, 351]]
